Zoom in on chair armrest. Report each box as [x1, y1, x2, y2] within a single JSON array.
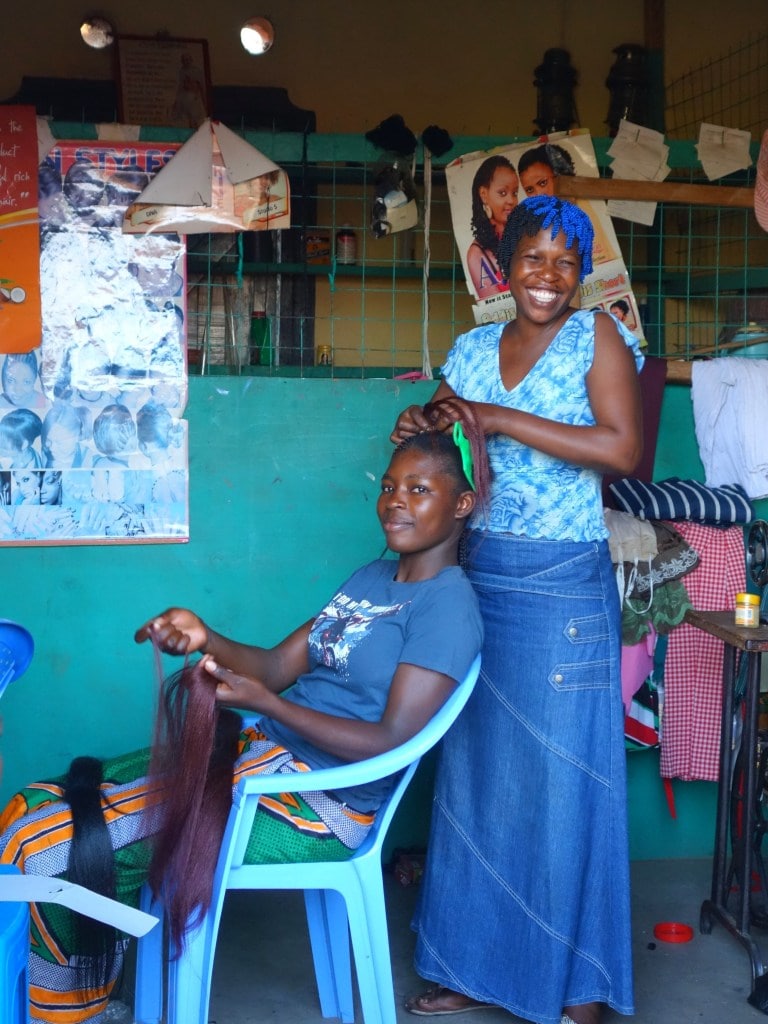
[[234, 654, 481, 799]]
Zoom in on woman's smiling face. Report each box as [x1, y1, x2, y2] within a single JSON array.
[[3, 361, 37, 406], [507, 228, 581, 324], [479, 166, 520, 233], [377, 446, 468, 559]]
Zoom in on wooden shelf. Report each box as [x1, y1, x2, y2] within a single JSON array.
[[187, 258, 463, 282]]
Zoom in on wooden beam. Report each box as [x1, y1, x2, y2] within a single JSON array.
[[664, 360, 693, 384], [555, 174, 754, 209], [644, 0, 664, 51]]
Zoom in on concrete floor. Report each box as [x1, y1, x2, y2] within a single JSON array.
[[114, 858, 768, 1024]]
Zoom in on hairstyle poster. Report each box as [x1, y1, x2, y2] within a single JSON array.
[[0, 140, 190, 546], [445, 130, 645, 343]]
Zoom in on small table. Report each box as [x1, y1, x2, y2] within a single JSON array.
[[686, 609, 768, 988]]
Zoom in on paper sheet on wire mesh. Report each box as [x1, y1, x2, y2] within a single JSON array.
[[606, 120, 670, 226], [123, 119, 290, 234], [444, 130, 646, 346]]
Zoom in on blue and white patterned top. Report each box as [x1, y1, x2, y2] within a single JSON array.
[[442, 308, 644, 542]]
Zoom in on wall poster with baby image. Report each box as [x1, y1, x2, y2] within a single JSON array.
[[0, 141, 190, 546], [445, 130, 646, 346]]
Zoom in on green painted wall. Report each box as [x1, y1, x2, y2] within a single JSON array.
[[0, 376, 747, 861], [0, 377, 429, 809]]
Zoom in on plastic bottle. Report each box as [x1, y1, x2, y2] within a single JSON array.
[[250, 311, 272, 367], [335, 225, 357, 264]]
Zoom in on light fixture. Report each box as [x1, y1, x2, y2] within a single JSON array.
[[240, 17, 275, 55], [80, 15, 115, 49], [532, 48, 578, 135]]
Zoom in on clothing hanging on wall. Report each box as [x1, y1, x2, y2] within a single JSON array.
[[692, 357, 768, 500], [660, 521, 746, 781]]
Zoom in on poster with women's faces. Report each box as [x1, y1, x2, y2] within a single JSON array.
[[444, 130, 646, 344], [0, 141, 190, 546]]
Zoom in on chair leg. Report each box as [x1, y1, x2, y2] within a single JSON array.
[[305, 889, 354, 1022], [165, 908, 222, 1024], [352, 864, 397, 1024], [134, 886, 163, 1024]]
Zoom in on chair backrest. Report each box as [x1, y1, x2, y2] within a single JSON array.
[[228, 653, 482, 867]]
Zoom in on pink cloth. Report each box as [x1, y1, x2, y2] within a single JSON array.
[[621, 624, 656, 713], [660, 522, 746, 781]]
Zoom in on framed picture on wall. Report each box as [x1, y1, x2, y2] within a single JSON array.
[[116, 35, 211, 129]]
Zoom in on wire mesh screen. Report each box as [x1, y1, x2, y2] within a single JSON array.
[[185, 138, 475, 378], [608, 158, 768, 360], [186, 133, 765, 375], [665, 32, 768, 140]]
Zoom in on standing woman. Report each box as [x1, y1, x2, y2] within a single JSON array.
[[392, 195, 643, 1024], [466, 156, 519, 299]]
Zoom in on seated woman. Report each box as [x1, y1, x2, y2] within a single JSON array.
[[0, 413, 487, 1024]]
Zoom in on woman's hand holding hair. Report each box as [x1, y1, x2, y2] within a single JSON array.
[[389, 404, 434, 444], [203, 657, 277, 714], [134, 607, 209, 656]]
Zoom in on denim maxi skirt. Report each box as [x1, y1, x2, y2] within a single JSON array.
[[413, 531, 634, 1024]]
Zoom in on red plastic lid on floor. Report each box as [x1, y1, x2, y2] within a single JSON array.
[[653, 921, 694, 943]]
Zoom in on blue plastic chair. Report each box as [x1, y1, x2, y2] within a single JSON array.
[[0, 865, 30, 1024], [0, 621, 34, 701], [134, 654, 481, 1024], [0, 623, 33, 1023]]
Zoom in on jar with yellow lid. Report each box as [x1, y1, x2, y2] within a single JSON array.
[[735, 592, 760, 628]]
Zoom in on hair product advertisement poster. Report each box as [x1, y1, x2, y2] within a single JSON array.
[[0, 105, 42, 355], [0, 140, 190, 545], [445, 130, 645, 341]]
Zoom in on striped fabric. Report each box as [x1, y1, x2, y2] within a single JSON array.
[[608, 477, 753, 525], [0, 736, 374, 1023]]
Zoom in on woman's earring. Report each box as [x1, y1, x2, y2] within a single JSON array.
[[482, 203, 492, 219]]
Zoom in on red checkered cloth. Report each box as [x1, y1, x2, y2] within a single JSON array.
[[660, 521, 746, 781], [756, 128, 768, 233]]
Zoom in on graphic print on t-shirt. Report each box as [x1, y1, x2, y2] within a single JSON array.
[[309, 591, 406, 674]]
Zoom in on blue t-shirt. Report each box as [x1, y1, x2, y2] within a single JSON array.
[[442, 308, 644, 542], [259, 558, 483, 810]]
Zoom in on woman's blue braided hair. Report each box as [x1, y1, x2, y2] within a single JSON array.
[[497, 195, 594, 282]]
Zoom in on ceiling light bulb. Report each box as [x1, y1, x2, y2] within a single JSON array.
[[80, 15, 115, 49], [240, 17, 275, 55]]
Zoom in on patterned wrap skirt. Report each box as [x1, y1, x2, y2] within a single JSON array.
[[413, 531, 634, 1023], [0, 729, 373, 1024]]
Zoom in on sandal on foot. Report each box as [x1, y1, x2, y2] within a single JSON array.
[[561, 1005, 603, 1024], [405, 986, 494, 1016]]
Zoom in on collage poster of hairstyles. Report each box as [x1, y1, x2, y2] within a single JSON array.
[[445, 130, 645, 344], [0, 140, 191, 545]]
